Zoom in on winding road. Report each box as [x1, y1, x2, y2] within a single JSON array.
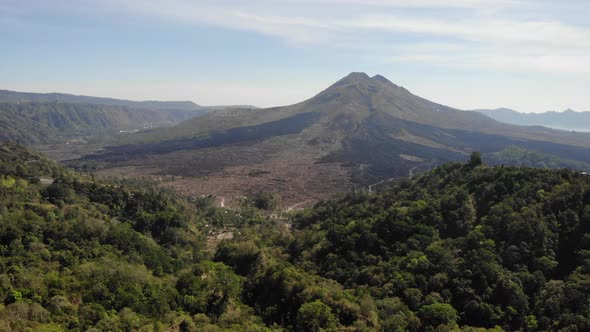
[[286, 200, 313, 212], [368, 177, 396, 193], [216, 196, 225, 208], [408, 164, 422, 179], [368, 163, 430, 193]]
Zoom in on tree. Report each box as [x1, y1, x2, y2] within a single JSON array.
[[176, 262, 242, 316], [418, 303, 458, 329], [252, 191, 279, 210], [468, 152, 483, 169], [296, 300, 337, 332], [0, 175, 16, 189]]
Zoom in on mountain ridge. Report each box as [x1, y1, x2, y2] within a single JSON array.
[[0, 89, 200, 111], [0, 89, 213, 145], [476, 107, 590, 132]]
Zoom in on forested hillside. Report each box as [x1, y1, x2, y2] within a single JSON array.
[[0, 102, 203, 144], [285, 154, 590, 331], [1, 145, 590, 331], [0, 144, 374, 331]]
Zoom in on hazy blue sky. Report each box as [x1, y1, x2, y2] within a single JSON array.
[[1, 0, 589, 112]]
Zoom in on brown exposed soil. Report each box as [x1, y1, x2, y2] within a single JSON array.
[[95, 155, 353, 208]]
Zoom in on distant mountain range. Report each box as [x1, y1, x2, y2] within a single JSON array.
[[476, 108, 590, 132], [0, 89, 200, 111], [74, 73, 590, 203], [0, 89, 210, 144]]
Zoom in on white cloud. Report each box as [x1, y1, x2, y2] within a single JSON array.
[[223, 0, 525, 9], [473, 54, 590, 74], [350, 16, 590, 49], [108, 0, 590, 73]]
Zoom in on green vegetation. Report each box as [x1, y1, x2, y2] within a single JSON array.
[[488, 146, 590, 170], [286, 157, 590, 330], [251, 192, 281, 211], [2, 144, 590, 331], [0, 102, 202, 144], [0, 144, 262, 330]]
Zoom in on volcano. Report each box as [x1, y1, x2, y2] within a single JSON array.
[[75, 73, 590, 205]]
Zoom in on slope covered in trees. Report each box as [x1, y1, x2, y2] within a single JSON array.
[[0, 144, 373, 331], [2, 144, 590, 331], [0, 102, 204, 144], [285, 157, 590, 331]]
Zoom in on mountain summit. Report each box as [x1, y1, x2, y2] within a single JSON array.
[[328, 72, 395, 88], [338, 71, 372, 82], [309, 72, 442, 122]]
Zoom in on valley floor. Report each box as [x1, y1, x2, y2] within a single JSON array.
[[93, 155, 354, 208]]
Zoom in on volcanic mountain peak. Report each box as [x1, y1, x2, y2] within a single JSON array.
[[307, 72, 450, 126], [341, 71, 371, 81], [371, 74, 395, 85], [314, 72, 404, 104], [330, 72, 398, 89]]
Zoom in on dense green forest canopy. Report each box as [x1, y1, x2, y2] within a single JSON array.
[[1, 144, 590, 331], [288, 159, 590, 331]]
